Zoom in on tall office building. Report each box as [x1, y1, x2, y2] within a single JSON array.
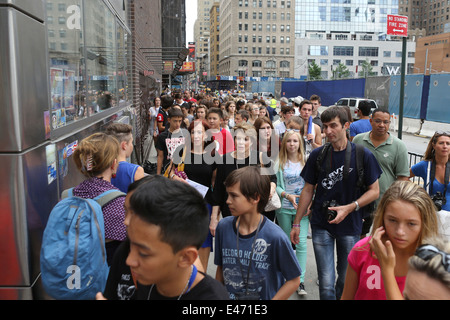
[[400, 0, 450, 37], [295, 0, 399, 37], [161, 0, 186, 86], [194, 0, 215, 80], [194, 0, 213, 58], [161, 0, 186, 53], [210, 2, 221, 76], [219, 0, 295, 78], [294, 0, 416, 78]]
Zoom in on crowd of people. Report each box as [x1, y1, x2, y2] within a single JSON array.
[[65, 88, 449, 300]]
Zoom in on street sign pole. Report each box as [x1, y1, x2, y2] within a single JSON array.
[[398, 37, 407, 140], [387, 14, 408, 140]]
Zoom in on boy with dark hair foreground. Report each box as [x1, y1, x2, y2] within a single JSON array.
[[124, 176, 228, 300], [214, 166, 302, 300]]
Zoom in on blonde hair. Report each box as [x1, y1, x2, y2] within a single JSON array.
[[371, 180, 439, 245], [73, 132, 120, 178], [232, 122, 257, 151], [232, 122, 257, 138], [278, 130, 305, 169]]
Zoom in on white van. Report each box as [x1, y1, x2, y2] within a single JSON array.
[[333, 97, 378, 120], [258, 92, 273, 100]]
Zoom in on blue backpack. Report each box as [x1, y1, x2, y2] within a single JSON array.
[[40, 188, 125, 300]]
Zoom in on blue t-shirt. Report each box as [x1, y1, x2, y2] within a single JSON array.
[[111, 161, 139, 193], [301, 143, 382, 236], [214, 216, 302, 300], [411, 160, 450, 211], [349, 119, 372, 138]]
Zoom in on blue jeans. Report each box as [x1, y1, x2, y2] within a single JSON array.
[[312, 227, 359, 300]]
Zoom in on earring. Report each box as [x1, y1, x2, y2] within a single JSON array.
[[112, 172, 117, 179]]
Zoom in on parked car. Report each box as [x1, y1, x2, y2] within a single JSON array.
[[258, 92, 273, 100], [333, 97, 378, 120]]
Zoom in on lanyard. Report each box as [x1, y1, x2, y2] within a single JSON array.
[[147, 264, 197, 300], [428, 160, 450, 196]]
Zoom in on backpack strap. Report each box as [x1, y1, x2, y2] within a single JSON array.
[[355, 143, 365, 189], [429, 160, 450, 197], [61, 188, 74, 199], [94, 189, 126, 207], [343, 140, 352, 182], [315, 142, 332, 180]]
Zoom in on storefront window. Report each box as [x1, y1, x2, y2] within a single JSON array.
[[85, 0, 118, 114], [47, 0, 85, 128], [47, 0, 131, 131], [117, 23, 132, 108]]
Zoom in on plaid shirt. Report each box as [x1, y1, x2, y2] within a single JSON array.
[[73, 177, 127, 241]]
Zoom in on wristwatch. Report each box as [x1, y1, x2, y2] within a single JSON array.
[[354, 201, 360, 211]]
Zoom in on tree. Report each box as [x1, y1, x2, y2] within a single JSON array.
[[332, 63, 351, 79], [308, 61, 322, 80], [358, 59, 376, 77]]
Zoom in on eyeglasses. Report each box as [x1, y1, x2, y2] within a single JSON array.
[[373, 119, 390, 125], [286, 129, 300, 133], [415, 244, 450, 272]]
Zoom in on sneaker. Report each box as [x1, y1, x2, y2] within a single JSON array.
[[297, 282, 307, 296]]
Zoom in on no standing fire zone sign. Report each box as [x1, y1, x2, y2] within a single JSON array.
[[387, 14, 408, 37]]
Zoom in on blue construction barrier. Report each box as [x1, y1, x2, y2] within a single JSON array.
[[250, 81, 276, 94], [280, 78, 366, 106], [427, 74, 450, 123], [388, 74, 426, 119], [241, 74, 448, 123]]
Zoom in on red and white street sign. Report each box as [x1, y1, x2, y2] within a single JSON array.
[[387, 14, 408, 37]]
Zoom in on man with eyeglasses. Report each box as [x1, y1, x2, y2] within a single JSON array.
[[353, 108, 410, 237]]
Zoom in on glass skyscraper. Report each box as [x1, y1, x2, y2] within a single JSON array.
[[295, 0, 399, 37], [293, 0, 415, 79]]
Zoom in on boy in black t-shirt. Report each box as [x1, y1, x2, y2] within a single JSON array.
[[156, 95, 173, 133], [100, 177, 152, 300], [98, 175, 229, 300], [155, 107, 186, 175]]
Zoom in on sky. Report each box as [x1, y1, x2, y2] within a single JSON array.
[[186, 0, 197, 45]]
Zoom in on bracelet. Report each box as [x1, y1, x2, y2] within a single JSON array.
[[292, 224, 300, 228], [354, 201, 360, 211], [170, 173, 176, 179]]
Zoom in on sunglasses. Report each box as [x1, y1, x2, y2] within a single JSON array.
[[435, 131, 450, 136], [415, 244, 450, 272]]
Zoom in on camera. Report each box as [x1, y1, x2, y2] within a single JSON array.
[[431, 192, 446, 211], [322, 200, 339, 222]]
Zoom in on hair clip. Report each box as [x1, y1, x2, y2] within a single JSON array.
[[85, 155, 93, 171]]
